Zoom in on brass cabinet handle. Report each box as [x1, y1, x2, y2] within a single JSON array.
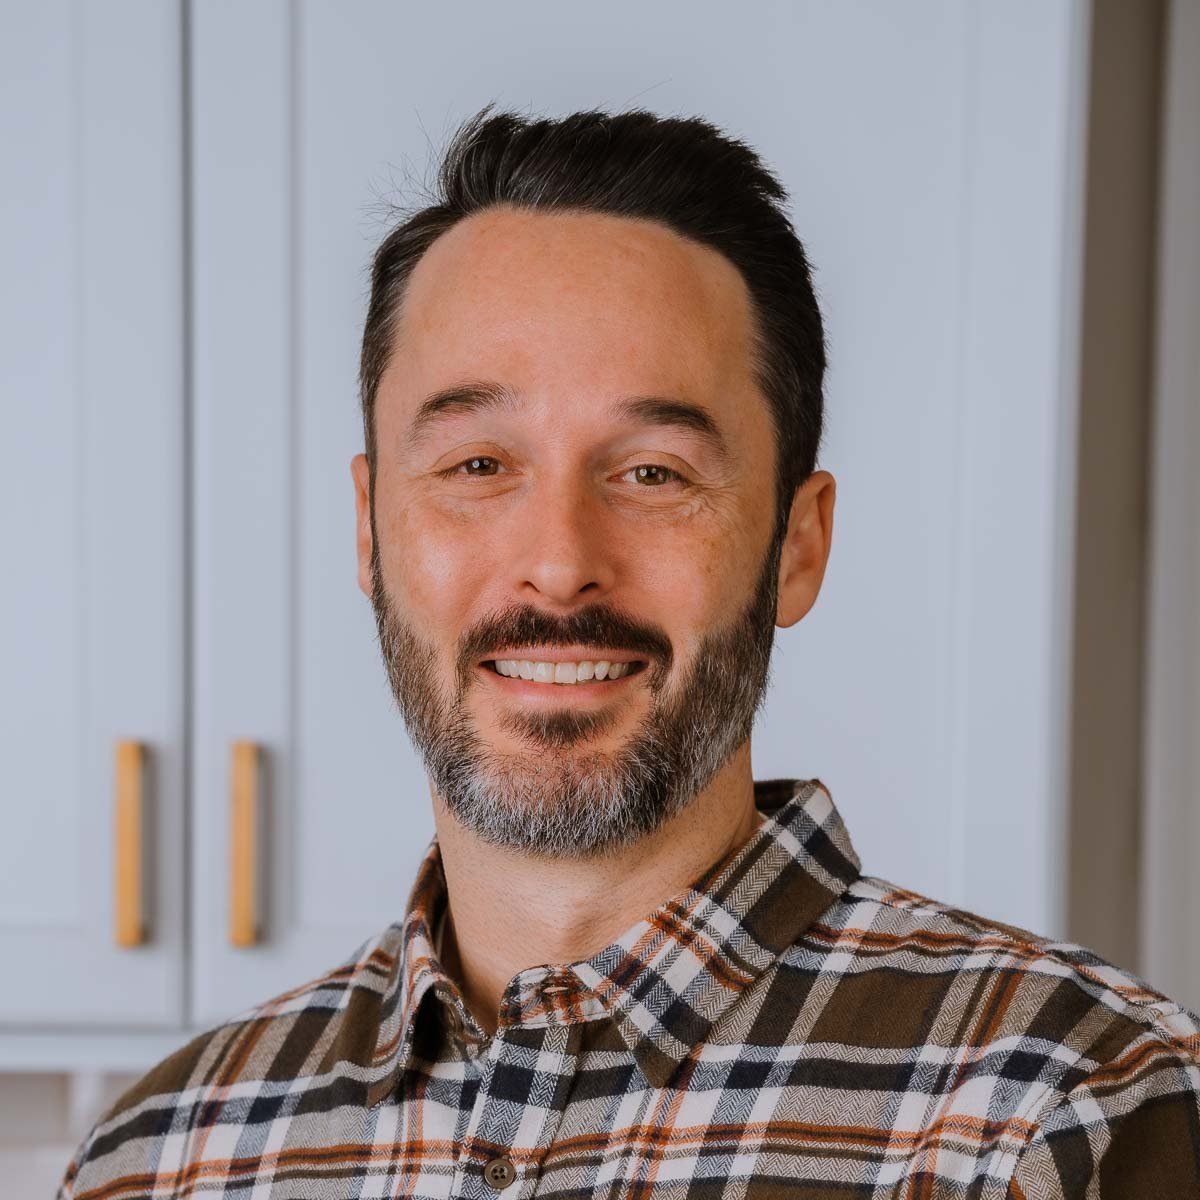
[[230, 740, 262, 947], [114, 740, 148, 947]]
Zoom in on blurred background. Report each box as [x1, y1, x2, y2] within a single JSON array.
[[2, 0, 1198, 1189]]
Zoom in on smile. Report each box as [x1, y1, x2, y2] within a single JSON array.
[[482, 658, 647, 685]]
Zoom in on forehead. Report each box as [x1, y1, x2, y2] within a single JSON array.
[[385, 206, 761, 426]]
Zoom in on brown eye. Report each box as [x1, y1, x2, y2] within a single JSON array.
[[630, 464, 684, 487], [439, 456, 501, 478]]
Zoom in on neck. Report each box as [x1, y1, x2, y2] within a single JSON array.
[[432, 743, 763, 1038]]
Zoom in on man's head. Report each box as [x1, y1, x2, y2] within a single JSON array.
[[351, 106, 835, 859]]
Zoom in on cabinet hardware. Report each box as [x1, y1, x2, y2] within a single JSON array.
[[114, 740, 148, 946], [230, 740, 263, 947]]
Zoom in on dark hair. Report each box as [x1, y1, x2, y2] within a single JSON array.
[[359, 105, 826, 544]]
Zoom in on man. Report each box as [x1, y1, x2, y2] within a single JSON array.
[[62, 106, 1200, 1199]]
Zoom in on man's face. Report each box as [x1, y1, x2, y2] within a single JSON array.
[[353, 206, 794, 859]]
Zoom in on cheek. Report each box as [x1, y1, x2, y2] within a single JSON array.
[[381, 494, 488, 620], [629, 526, 741, 632]]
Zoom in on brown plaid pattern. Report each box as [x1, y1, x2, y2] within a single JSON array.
[[59, 778, 1200, 1198]]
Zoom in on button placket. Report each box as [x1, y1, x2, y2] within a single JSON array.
[[449, 976, 578, 1200]]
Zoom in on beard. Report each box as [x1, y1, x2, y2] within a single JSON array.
[[367, 510, 783, 860]]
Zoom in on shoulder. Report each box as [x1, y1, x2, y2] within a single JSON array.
[[830, 874, 1200, 1063], [56, 925, 402, 1200], [795, 874, 1200, 1179]]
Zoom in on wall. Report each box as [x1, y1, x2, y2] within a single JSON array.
[[1066, 0, 1164, 969], [1141, 0, 1200, 1010]]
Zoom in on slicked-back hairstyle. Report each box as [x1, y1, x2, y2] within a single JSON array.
[[359, 104, 826, 545]]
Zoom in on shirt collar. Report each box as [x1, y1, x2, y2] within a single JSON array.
[[364, 777, 860, 1105]]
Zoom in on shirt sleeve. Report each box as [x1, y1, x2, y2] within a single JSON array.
[[1009, 1040, 1200, 1198], [55, 1127, 96, 1200]]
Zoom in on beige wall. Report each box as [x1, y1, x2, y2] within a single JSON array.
[[1065, 0, 1165, 966]]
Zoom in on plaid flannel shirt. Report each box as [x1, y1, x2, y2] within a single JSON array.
[[59, 778, 1200, 1199]]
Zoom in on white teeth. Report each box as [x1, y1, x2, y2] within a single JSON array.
[[490, 658, 638, 685]]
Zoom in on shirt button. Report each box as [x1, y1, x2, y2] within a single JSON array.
[[483, 1156, 516, 1190]]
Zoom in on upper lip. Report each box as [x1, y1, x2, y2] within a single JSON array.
[[480, 647, 647, 664]]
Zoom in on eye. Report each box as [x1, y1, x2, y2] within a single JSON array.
[[624, 464, 687, 488], [438, 456, 501, 478]]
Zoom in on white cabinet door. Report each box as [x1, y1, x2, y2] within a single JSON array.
[[190, 0, 1089, 1022], [0, 1, 185, 1025], [189, 1, 435, 1025]]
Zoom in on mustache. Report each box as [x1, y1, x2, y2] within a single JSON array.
[[459, 603, 674, 670]]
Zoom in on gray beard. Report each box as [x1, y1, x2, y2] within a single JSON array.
[[367, 511, 782, 861]]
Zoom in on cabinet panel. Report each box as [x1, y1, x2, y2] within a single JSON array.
[[189, 0, 417, 1024], [0, 0, 185, 1025], [191, 0, 1088, 1023]]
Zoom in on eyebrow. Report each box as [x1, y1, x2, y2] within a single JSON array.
[[407, 380, 733, 463], [407, 381, 524, 447], [612, 397, 732, 463]]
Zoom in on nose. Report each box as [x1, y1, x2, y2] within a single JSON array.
[[507, 472, 617, 606]]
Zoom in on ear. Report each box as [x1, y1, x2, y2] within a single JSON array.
[[350, 453, 374, 600], [775, 470, 836, 628]]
